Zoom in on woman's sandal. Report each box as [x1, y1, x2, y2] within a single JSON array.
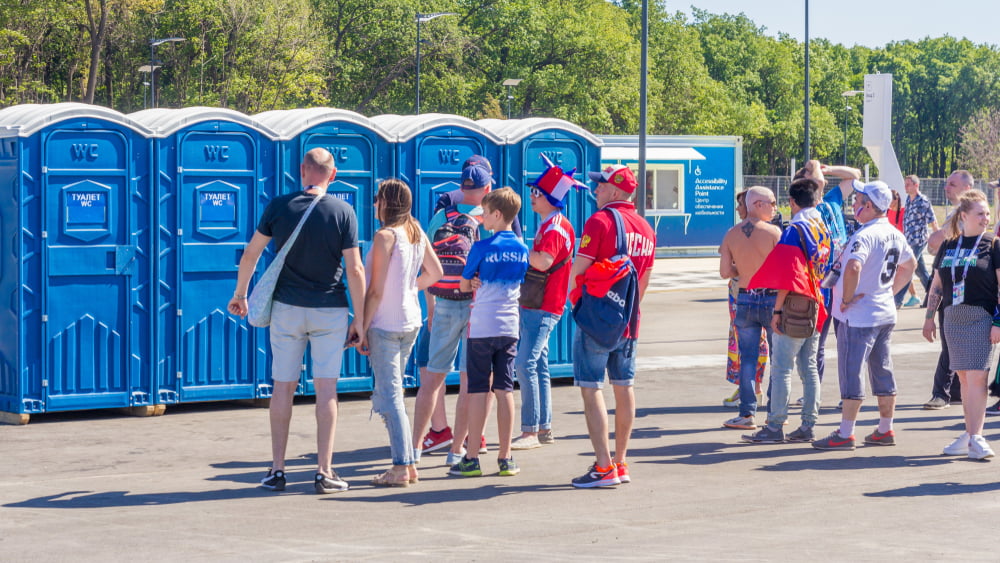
[[371, 470, 410, 487]]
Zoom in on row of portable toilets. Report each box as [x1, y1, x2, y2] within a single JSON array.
[[0, 103, 603, 420]]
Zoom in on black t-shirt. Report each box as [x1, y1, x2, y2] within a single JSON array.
[[437, 189, 523, 237], [932, 232, 1000, 314], [257, 190, 358, 308]]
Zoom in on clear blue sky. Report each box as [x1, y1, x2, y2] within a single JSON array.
[[675, 1, 999, 48]]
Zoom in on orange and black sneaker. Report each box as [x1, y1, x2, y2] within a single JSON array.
[[812, 430, 856, 451], [616, 461, 631, 484]]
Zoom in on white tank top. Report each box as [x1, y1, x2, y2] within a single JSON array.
[[366, 225, 426, 332]]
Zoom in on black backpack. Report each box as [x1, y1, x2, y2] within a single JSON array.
[[428, 205, 480, 300]]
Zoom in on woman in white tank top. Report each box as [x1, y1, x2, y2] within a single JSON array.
[[360, 179, 442, 486]]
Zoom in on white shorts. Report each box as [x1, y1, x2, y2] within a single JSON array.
[[269, 302, 349, 383]]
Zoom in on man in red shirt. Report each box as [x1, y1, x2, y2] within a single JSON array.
[[511, 162, 578, 451], [569, 164, 656, 488]]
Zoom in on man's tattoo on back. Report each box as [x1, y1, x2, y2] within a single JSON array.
[[741, 221, 754, 238]]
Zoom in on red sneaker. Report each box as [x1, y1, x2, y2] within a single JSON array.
[[462, 435, 488, 454], [420, 426, 453, 453], [616, 461, 631, 484]]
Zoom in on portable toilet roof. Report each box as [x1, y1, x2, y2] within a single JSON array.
[[478, 117, 603, 146], [0, 102, 155, 137], [254, 108, 393, 141], [370, 113, 504, 144], [128, 106, 280, 139]]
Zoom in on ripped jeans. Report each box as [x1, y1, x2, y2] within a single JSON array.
[[368, 326, 419, 466]]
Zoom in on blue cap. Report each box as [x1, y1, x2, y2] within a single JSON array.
[[462, 155, 493, 175], [460, 165, 492, 189]]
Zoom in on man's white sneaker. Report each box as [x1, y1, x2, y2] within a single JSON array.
[[968, 435, 995, 460], [942, 432, 970, 456]]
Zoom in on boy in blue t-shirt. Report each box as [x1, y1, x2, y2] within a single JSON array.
[[449, 187, 529, 478]]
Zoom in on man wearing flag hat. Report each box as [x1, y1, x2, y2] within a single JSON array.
[[569, 164, 655, 488], [511, 158, 579, 451]]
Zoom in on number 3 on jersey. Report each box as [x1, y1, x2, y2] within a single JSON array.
[[881, 248, 900, 284]]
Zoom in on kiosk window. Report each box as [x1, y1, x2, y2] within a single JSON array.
[[645, 166, 684, 212]]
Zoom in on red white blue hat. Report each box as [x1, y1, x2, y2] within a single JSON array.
[[527, 155, 586, 208]]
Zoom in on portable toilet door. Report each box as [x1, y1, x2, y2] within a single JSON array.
[[254, 108, 395, 393], [480, 118, 602, 241], [131, 107, 279, 405], [0, 103, 156, 421], [371, 114, 503, 226], [479, 117, 602, 379]]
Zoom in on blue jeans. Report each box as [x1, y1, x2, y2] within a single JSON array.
[[896, 241, 929, 306], [368, 327, 418, 466], [515, 308, 560, 432], [735, 291, 776, 417], [767, 331, 820, 429]]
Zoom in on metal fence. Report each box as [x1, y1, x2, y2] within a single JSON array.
[[745, 176, 996, 208]]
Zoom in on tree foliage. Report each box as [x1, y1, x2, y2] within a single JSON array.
[[1, 0, 999, 176], [959, 107, 1000, 181]]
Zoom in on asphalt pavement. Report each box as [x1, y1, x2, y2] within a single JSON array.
[[1, 257, 997, 562]]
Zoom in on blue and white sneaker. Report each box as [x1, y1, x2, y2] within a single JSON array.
[[571, 463, 621, 488]]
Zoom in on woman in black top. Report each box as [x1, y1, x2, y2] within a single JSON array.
[[923, 190, 1000, 460]]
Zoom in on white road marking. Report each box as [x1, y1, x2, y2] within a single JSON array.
[[636, 341, 939, 371]]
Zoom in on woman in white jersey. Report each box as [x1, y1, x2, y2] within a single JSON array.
[[923, 190, 1000, 460], [361, 179, 442, 486]]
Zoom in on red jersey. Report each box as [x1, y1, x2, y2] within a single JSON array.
[[530, 211, 576, 315], [577, 201, 656, 336]]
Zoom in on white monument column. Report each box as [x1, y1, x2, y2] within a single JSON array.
[[862, 73, 905, 193]]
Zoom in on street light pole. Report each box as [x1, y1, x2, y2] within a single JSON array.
[[843, 102, 850, 165], [415, 12, 456, 115], [803, 0, 810, 164], [638, 0, 649, 218], [502, 78, 522, 119], [149, 37, 185, 108], [841, 90, 864, 165]]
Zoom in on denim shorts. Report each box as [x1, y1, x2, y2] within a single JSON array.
[[426, 298, 471, 374], [269, 302, 348, 383], [835, 320, 896, 399], [466, 336, 518, 393], [572, 329, 636, 389]]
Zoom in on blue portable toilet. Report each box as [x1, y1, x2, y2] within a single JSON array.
[[130, 107, 280, 405], [370, 114, 504, 386], [479, 118, 602, 240], [0, 103, 156, 422], [254, 108, 395, 392], [479, 118, 603, 380], [371, 114, 503, 226]]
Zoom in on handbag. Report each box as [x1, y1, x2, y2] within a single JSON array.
[[780, 224, 819, 338], [247, 194, 323, 327], [519, 254, 570, 309]]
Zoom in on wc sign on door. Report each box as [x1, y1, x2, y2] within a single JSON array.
[[67, 192, 106, 224], [200, 191, 236, 222]]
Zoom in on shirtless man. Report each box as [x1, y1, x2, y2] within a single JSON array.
[[718, 186, 781, 429]]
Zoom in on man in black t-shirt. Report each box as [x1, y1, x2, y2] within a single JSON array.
[[229, 148, 366, 495]]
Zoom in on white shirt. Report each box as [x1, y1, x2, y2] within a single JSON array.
[[832, 217, 914, 327], [365, 226, 426, 332]]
